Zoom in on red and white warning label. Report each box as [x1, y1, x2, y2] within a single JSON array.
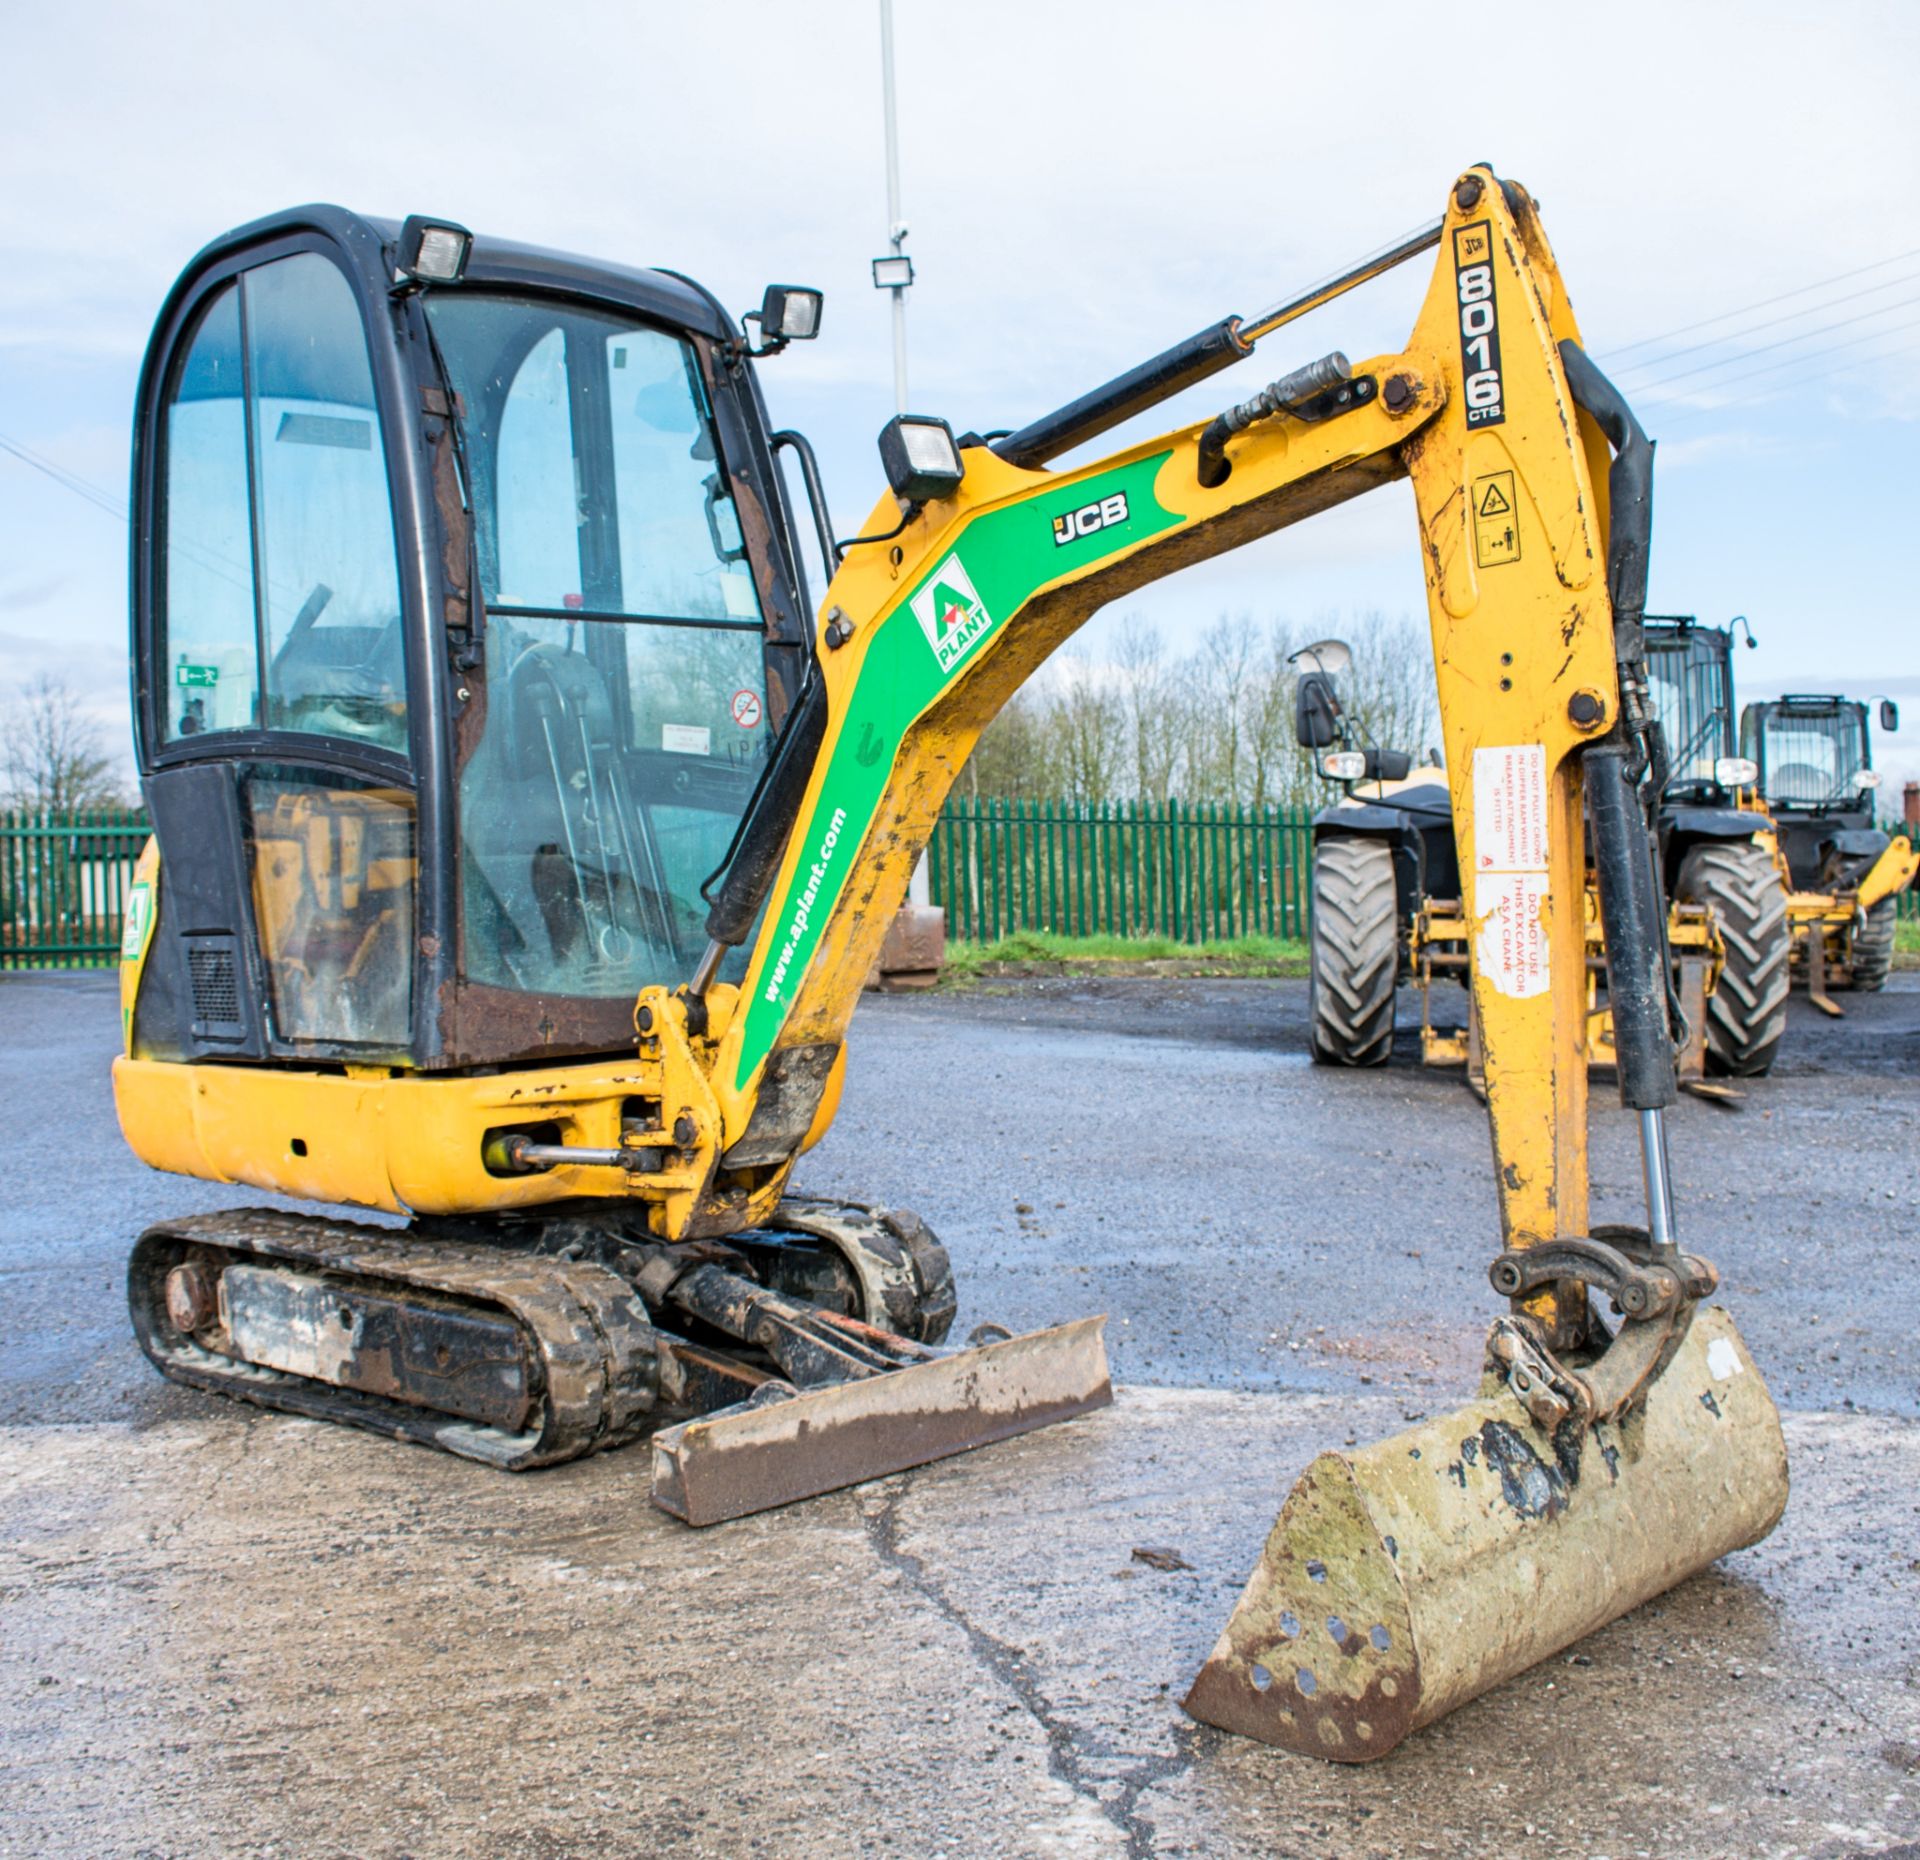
[[1475, 872, 1551, 1000], [1472, 744, 1551, 998], [1472, 744, 1549, 873], [730, 688, 764, 730]]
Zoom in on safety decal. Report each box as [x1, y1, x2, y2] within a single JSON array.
[[1472, 471, 1520, 568], [730, 688, 764, 729], [1473, 745, 1549, 874], [1454, 221, 1505, 429], [1472, 744, 1550, 999], [1475, 874, 1550, 1000]]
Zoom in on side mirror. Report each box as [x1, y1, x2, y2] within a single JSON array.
[[1372, 748, 1413, 782], [1295, 671, 1341, 748], [1881, 699, 1899, 732]]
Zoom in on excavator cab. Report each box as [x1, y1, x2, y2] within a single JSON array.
[[128, 209, 813, 1073]]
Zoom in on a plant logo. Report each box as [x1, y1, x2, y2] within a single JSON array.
[[909, 553, 993, 675]]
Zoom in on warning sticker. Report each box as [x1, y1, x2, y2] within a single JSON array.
[[1473, 744, 1549, 874], [1472, 470, 1520, 568], [730, 688, 763, 730], [1472, 743, 1551, 998], [662, 723, 712, 756], [1475, 872, 1551, 1000]]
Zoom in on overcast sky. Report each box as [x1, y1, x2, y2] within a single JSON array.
[[3, 0, 1916, 789]]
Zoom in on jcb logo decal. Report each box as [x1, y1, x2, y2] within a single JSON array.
[[1454, 221, 1505, 429], [1052, 491, 1129, 547], [909, 553, 994, 675]]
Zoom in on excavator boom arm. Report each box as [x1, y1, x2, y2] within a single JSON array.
[[707, 169, 1624, 1282]]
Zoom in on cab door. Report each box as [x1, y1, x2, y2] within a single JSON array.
[[132, 241, 422, 1065]]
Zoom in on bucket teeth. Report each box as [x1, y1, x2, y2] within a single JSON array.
[[1184, 1306, 1788, 1761]]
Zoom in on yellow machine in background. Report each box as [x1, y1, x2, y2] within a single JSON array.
[[117, 169, 1785, 1759], [1741, 692, 1915, 1010]]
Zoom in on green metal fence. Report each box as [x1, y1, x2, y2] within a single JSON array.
[[0, 809, 152, 970], [927, 797, 1316, 944], [1, 803, 1912, 969]]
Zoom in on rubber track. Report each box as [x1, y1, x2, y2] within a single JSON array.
[[1309, 835, 1398, 1067], [1849, 895, 1897, 993], [1676, 841, 1790, 1077], [128, 1209, 658, 1468]]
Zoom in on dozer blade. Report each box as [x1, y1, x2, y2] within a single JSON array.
[[1184, 1306, 1787, 1761], [650, 1315, 1111, 1526]]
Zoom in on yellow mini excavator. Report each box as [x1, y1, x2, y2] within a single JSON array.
[[116, 169, 1787, 1760]]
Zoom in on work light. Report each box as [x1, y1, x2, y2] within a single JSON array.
[[871, 255, 915, 291], [758, 285, 823, 342], [878, 414, 963, 505], [1715, 757, 1759, 788], [396, 216, 473, 284], [1320, 750, 1367, 781]]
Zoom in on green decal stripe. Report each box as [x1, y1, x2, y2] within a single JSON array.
[[735, 452, 1181, 1090]]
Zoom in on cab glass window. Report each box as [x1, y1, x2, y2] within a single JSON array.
[[248, 254, 408, 750], [162, 285, 259, 736], [246, 766, 415, 1051], [158, 251, 408, 754], [424, 293, 773, 998], [1758, 713, 1864, 807]]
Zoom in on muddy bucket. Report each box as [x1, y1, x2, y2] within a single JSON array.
[[1184, 1305, 1787, 1760]]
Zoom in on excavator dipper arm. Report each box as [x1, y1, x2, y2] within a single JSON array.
[[682, 165, 1787, 1755]]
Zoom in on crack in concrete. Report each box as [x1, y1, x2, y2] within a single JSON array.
[[862, 1479, 1205, 1859]]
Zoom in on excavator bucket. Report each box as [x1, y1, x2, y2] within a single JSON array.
[[1185, 1307, 1787, 1760]]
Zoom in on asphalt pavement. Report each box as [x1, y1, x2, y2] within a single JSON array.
[[3, 970, 1917, 1859]]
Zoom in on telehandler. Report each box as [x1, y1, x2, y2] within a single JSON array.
[[1303, 613, 1789, 1081], [116, 167, 1786, 1761], [1740, 691, 1914, 1008]]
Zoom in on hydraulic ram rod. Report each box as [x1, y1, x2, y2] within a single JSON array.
[[993, 215, 1445, 471]]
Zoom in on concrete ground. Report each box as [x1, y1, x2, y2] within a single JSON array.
[[3, 971, 1918, 1859]]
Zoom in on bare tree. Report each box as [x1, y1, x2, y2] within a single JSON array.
[[959, 610, 1440, 810], [1047, 648, 1127, 803], [1112, 615, 1186, 803], [965, 688, 1058, 801], [2, 674, 126, 812]]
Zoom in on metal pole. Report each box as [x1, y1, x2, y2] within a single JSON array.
[[879, 0, 908, 414], [878, 0, 931, 909]]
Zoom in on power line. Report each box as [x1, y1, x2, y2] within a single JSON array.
[[1598, 246, 1920, 362], [0, 429, 125, 521], [1611, 270, 1920, 379], [1637, 311, 1920, 408], [1630, 293, 1920, 396], [1648, 333, 1920, 431]]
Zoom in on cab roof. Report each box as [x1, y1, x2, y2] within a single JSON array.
[[169, 203, 736, 341]]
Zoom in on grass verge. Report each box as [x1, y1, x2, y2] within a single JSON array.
[[939, 929, 1309, 985], [1895, 916, 1920, 969]]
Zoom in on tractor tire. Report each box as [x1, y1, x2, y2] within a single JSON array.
[[1849, 896, 1897, 993], [1309, 835, 1398, 1067], [1676, 840, 1790, 1077]]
